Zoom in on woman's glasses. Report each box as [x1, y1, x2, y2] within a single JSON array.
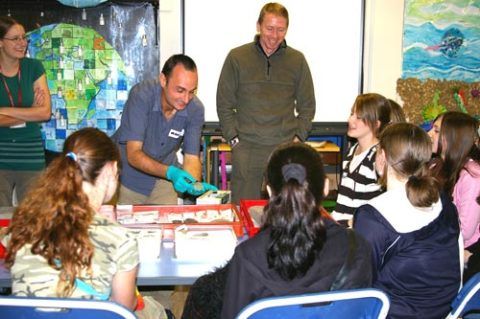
[[2, 35, 29, 44]]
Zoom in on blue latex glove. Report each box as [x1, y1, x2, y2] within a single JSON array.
[[202, 182, 218, 192], [186, 182, 218, 197], [166, 166, 197, 194]]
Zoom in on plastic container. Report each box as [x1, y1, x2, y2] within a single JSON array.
[[118, 204, 245, 237], [0, 218, 10, 259], [240, 200, 335, 237], [239, 200, 268, 237], [174, 224, 237, 261]]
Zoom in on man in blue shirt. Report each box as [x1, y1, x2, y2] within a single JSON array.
[[114, 54, 215, 204]]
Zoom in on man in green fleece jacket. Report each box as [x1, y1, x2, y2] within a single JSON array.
[[216, 2, 316, 203]]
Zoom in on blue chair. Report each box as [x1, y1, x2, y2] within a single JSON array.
[[447, 272, 480, 318], [236, 288, 390, 319], [0, 296, 136, 319]]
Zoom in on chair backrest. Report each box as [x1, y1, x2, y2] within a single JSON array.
[[446, 272, 480, 318], [0, 296, 136, 319], [236, 288, 390, 319]]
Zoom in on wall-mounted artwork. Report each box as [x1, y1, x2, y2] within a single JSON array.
[[29, 23, 130, 152], [398, 0, 480, 125], [1, 0, 159, 152]]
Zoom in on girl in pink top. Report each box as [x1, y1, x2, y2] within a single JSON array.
[[453, 160, 480, 247], [429, 111, 480, 269]]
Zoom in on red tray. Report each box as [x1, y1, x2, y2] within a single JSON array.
[[239, 200, 268, 237], [117, 204, 245, 237], [239, 200, 334, 238], [0, 219, 10, 259]]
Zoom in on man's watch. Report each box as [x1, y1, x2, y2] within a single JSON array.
[[229, 136, 240, 148]]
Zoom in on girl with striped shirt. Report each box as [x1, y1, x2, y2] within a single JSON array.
[[331, 93, 391, 224]]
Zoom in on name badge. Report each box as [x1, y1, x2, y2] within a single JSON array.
[[10, 122, 26, 129], [168, 128, 185, 139]]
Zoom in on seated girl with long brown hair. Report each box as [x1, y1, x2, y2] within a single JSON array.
[[428, 111, 480, 282]]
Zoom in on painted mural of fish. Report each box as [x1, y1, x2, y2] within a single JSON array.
[[426, 27, 464, 58]]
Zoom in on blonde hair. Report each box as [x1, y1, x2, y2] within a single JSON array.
[[257, 2, 289, 27]]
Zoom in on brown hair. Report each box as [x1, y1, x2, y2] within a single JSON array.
[[353, 93, 391, 137], [0, 16, 19, 39], [379, 123, 439, 207], [257, 2, 289, 27], [6, 128, 120, 297], [434, 111, 480, 198], [161, 54, 197, 80], [388, 99, 407, 123]]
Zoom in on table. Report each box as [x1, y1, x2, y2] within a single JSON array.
[[0, 242, 229, 288], [0, 208, 235, 288]]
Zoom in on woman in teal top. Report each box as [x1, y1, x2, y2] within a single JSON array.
[[0, 16, 51, 206]]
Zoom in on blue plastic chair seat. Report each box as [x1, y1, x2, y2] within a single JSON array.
[[447, 272, 480, 319], [0, 296, 136, 319], [236, 288, 390, 319]]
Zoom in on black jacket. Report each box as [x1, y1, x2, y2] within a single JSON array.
[[221, 218, 373, 319]]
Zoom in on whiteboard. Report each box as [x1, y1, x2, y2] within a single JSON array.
[[184, 0, 364, 122]]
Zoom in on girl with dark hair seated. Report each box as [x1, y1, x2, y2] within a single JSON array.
[[354, 123, 461, 319], [220, 142, 373, 319]]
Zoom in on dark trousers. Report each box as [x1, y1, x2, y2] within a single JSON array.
[[230, 141, 277, 204], [465, 239, 480, 283]]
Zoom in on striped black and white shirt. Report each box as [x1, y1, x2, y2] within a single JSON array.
[[332, 143, 383, 219]]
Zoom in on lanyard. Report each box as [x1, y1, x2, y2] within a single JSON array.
[[53, 258, 111, 300], [0, 63, 22, 107], [75, 278, 111, 301]]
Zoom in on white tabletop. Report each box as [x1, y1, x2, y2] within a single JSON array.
[[0, 206, 242, 288], [0, 242, 229, 288]]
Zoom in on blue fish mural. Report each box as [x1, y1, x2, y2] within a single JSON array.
[[426, 28, 464, 58]]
